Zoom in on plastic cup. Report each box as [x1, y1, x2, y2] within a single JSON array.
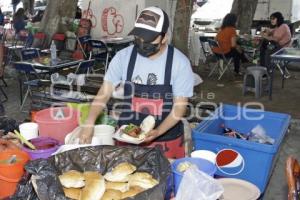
[[191, 150, 217, 165], [19, 122, 39, 140], [236, 29, 240, 35], [93, 125, 115, 145]]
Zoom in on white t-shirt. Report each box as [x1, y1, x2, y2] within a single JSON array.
[[104, 45, 194, 97]]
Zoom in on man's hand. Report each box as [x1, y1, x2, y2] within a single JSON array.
[[79, 125, 94, 144], [142, 129, 160, 144], [142, 97, 188, 144], [78, 80, 114, 144]]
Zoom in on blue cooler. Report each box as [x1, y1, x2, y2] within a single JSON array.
[[192, 104, 290, 193]]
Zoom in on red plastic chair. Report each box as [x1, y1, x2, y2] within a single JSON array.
[[33, 32, 47, 49], [52, 33, 65, 51]]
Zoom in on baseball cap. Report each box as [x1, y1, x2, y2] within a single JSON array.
[[128, 6, 169, 42]]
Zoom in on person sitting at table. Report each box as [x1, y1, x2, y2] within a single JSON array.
[[79, 6, 195, 159], [13, 8, 33, 46], [13, 8, 26, 34], [212, 13, 248, 76], [260, 12, 291, 70]]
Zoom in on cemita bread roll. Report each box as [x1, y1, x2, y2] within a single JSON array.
[[128, 172, 159, 189], [83, 171, 103, 181], [104, 162, 136, 182], [140, 115, 156, 134], [63, 188, 81, 200], [105, 181, 129, 192], [59, 170, 85, 188], [101, 189, 122, 200], [121, 186, 145, 199], [80, 176, 105, 200], [121, 115, 156, 141]]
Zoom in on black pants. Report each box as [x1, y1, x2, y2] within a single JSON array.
[[215, 48, 247, 73], [260, 39, 281, 70]]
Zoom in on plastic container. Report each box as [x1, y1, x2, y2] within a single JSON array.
[[172, 157, 217, 195], [191, 150, 217, 165], [19, 122, 39, 140], [0, 150, 30, 198], [192, 104, 291, 193], [22, 137, 60, 160], [34, 107, 79, 143], [93, 124, 115, 145]]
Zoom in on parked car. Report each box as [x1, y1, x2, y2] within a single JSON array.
[[192, 18, 222, 32]]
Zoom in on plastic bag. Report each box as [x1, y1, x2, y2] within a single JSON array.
[[13, 145, 171, 200], [176, 166, 224, 200], [249, 124, 275, 145], [0, 117, 19, 133]]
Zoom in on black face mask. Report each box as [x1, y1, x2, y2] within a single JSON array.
[[134, 38, 161, 57]]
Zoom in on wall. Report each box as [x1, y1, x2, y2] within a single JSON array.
[[81, 0, 177, 39], [81, 0, 144, 38], [253, 0, 300, 22]]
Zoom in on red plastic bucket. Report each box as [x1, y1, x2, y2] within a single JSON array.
[[0, 150, 30, 198], [34, 107, 79, 143]]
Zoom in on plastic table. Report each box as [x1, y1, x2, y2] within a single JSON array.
[[14, 58, 83, 74], [270, 48, 300, 100]]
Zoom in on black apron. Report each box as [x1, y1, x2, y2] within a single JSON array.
[[118, 45, 183, 142]]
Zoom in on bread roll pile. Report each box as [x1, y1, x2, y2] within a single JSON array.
[[59, 162, 159, 200]]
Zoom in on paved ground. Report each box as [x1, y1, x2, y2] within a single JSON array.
[[1, 62, 300, 199]]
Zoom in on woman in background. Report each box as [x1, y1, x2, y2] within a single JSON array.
[[212, 13, 248, 75], [260, 12, 291, 70], [13, 8, 26, 34], [12, 8, 34, 47]]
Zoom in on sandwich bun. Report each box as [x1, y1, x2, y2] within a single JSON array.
[[121, 115, 156, 141], [121, 186, 144, 199], [59, 170, 85, 188], [80, 177, 105, 200], [101, 189, 122, 200], [140, 115, 155, 133], [83, 171, 103, 182], [105, 181, 129, 192], [104, 162, 136, 182], [63, 187, 81, 200], [128, 172, 159, 189]]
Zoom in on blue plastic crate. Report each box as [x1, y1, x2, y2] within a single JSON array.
[[192, 104, 291, 193]]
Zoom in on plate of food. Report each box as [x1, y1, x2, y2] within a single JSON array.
[[113, 116, 155, 144]]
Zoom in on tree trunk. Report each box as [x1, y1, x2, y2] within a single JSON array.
[[172, 0, 193, 56], [22, 0, 35, 15], [37, 0, 77, 46], [231, 0, 258, 34]]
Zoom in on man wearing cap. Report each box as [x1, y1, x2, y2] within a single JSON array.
[[79, 6, 194, 158]]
